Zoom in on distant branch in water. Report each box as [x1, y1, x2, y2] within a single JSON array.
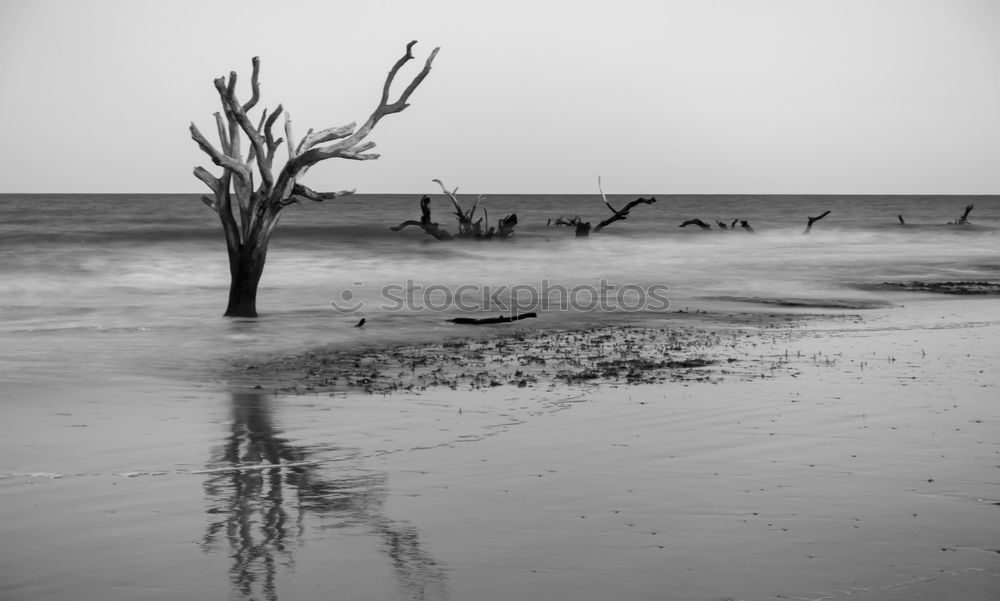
[[390, 195, 454, 240], [592, 176, 657, 233], [679, 218, 712, 230], [948, 204, 974, 225], [550, 215, 592, 237], [392, 184, 517, 240], [804, 210, 831, 234]]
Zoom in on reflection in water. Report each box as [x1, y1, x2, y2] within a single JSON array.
[[202, 392, 448, 600]]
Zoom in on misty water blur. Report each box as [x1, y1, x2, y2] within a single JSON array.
[[1, 193, 997, 388]]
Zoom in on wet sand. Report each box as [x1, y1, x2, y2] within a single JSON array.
[[1, 299, 998, 600]]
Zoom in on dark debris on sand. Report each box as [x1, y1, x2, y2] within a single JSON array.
[[867, 281, 1000, 295], [227, 319, 818, 395]]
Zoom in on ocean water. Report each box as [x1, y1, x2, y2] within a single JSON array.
[[1, 192, 998, 389]]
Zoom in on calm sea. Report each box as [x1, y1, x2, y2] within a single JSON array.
[[1, 193, 998, 389]]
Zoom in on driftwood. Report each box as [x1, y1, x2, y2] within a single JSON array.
[[679, 218, 712, 230], [390, 196, 454, 240], [448, 312, 537, 325], [495, 213, 518, 238], [432, 179, 481, 237], [191, 42, 439, 316], [550, 215, 592, 237], [394, 180, 516, 240], [593, 177, 656, 233], [547, 179, 655, 237], [948, 204, 974, 225], [804, 210, 831, 234]]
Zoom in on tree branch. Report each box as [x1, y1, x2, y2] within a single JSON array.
[[284, 113, 296, 159], [213, 112, 230, 155], [804, 210, 831, 234], [294, 42, 439, 169], [214, 75, 273, 192], [190, 123, 250, 177], [291, 183, 355, 202], [193, 166, 221, 195], [241, 56, 261, 112], [295, 123, 357, 155], [592, 177, 657, 232], [263, 104, 284, 170], [593, 197, 657, 232], [597, 175, 619, 214]]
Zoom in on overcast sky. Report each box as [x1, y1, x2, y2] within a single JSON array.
[[1, 0, 997, 194]]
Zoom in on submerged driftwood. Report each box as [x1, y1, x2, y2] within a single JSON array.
[[679, 218, 712, 230], [594, 178, 657, 232], [948, 204, 974, 225], [804, 210, 831, 234], [549, 177, 656, 237], [549, 215, 592, 237], [392, 180, 517, 240], [390, 195, 454, 240]]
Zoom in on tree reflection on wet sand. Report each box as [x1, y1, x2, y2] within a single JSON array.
[[201, 392, 448, 600]]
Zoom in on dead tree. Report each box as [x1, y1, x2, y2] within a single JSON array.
[[191, 42, 439, 317], [804, 210, 831, 234], [679, 218, 712, 230], [948, 204, 974, 225], [390, 196, 453, 240], [592, 177, 657, 233]]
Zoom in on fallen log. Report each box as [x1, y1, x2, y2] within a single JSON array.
[[447, 312, 538, 325]]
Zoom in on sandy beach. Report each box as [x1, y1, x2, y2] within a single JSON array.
[[2, 294, 997, 601]]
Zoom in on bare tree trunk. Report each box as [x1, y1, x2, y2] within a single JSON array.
[[225, 240, 270, 317]]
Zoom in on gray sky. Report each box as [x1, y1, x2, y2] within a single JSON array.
[[1, 0, 997, 194]]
